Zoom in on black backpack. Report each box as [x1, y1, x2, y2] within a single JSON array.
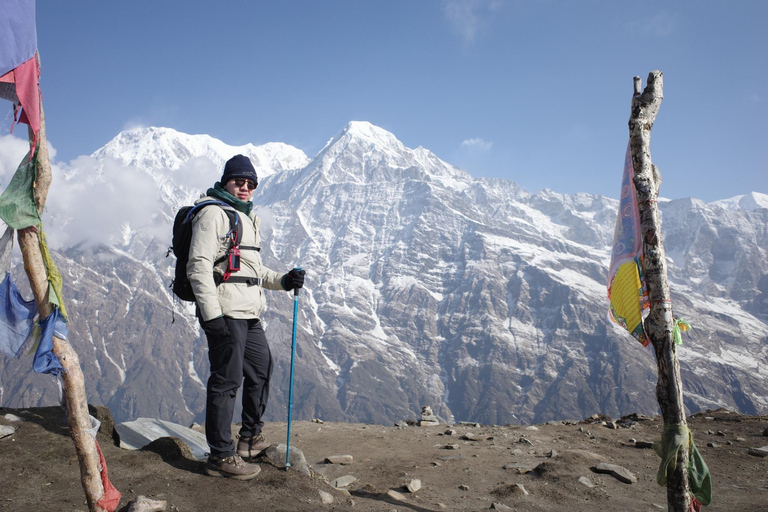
[[168, 201, 242, 302]]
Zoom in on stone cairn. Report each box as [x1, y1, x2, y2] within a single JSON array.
[[419, 406, 440, 426]]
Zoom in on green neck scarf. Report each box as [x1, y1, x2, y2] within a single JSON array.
[[207, 182, 253, 216]]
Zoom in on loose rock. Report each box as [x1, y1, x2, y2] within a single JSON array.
[[525, 425, 539, 431], [444, 429, 457, 436], [325, 455, 353, 465], [3, 414, 22, 422], [394, 420, 408, 429], [491, 503, 512, 510], [262, 443, 310, 475], [386, 489, 407, 501], [459, 484, 470, 491], [707, 442, 720, 448], [592, 462, 637, 484], [444, 444, 460, 450], [0, 425, 15, 439], [406, 478, 422, 493], [747, 447, 768, 458], [503, 463, 533, 473], [331, 475, 357, 488], [763, 427, 768, 437], [318, 490, 334, 504], [126, 496, 167, 512], [512, 483, 529, 495], [635, 441, 654, 449], [578, 476, 595, 488]]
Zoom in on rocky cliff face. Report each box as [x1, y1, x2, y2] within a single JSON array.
[[1, 122, 766, 426]]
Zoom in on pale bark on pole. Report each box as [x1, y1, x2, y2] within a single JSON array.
[[15, 58, 108, 512], [628, 71, 692, 511]]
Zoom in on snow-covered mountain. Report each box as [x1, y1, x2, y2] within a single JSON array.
[[1, 122, 766, 426]]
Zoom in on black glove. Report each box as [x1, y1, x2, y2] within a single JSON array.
[[201, 316, 229, 338], [281, 268, 306, 291]]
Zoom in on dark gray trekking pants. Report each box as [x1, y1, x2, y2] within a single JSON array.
[[202, 316, 273, 458]]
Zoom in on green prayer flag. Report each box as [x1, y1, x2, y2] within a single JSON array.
[[0, 152, 42, 229]]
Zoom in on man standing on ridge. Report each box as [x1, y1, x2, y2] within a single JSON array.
[[188, 154, 305, 480]]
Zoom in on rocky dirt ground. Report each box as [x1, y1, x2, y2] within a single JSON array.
[[0, 406, 766, 512]]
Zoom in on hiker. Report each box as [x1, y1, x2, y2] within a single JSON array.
[[188, 154, 305, 480]]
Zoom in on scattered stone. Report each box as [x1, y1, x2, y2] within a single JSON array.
[[578, 476, 595, 488], [438, 454, 462, 461], [394, 420, 408, 429], [406, 478, 422, 493], [517, 437, 533, 446], [747, 447, 768, 458], [763, 427, 768, 437], [419, 406, 440, 426], [525, 425, 539, 431], [491, 502, 513, 510], [318, 490, 334, 505], [0, 425, 15, 439], [386, 489, 407, 501], [444, 429, 457, 436], [459, 484, 470, 491], [735, 437, 746, 442], [605, 421, 618, 429], [461, 433, 491, 441], [325, 455, 354, 465], [460, 421, 481, 427], [262, 443, 310, 475], [504, 463, 534, 473], [704, 417, 714, 421], [3, 414, 22, 422], [707, 430, 715, 435], [726, 441, 733, 446], [444, 444, 460, 450], [312, 418, 324, 424], [592, 463, 637, 484], [115, 418, 208, 460], [628, 438, 636, 444], [578, 427, 584, 432], [707, 442, 721, 448], [546, 449, 558, 458], [653, 504, 665, 510], [716, 431, 726, 436], [331, 475, 357, 488], [635, 441, 654, 449], [546, 420, 561, 426], [126, 496, 167, 512], [510, 483, 528, 495], [509, 448, 523, 455], [437, 504, 447, 509]]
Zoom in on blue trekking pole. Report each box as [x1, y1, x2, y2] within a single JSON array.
[[285, 267, 301, 468]]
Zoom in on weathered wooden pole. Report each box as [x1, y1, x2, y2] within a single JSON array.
[[628, 71, 692, 511], [16, 60, 108, 512]]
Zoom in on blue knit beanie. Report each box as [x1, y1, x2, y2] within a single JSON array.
[[220, 154, 258, 186]]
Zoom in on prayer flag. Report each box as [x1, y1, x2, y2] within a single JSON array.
[[0, 0, 41, 156], [607, 143, 649, 346]]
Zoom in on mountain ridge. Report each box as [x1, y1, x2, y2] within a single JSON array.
[[0, 123, 765, 427]]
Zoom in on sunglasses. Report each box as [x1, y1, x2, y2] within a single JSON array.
[[233, 178, 257, 190]]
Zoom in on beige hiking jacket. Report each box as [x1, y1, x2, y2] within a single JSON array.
[[187, 197, 285, 322]]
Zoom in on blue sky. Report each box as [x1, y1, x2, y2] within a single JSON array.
[[4, 1, 767, 201]]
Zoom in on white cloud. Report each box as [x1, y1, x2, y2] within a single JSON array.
[[443, 0, 502, 43], [44, 155, 163, 248], [461, 138, 493, 150]]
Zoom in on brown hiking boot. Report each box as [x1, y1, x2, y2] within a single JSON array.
[[237, 433, 270, 458], [205, 454, 261, 480]]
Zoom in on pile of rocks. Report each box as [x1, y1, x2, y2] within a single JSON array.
[[419, 406, 440, 426]]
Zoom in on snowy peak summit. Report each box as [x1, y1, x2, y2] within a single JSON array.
[[93, 126, 309, 176], [313, 121, 469, 185]]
